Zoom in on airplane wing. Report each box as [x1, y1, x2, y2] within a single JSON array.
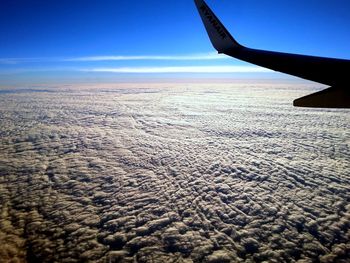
[[194, 0, 350, 108]]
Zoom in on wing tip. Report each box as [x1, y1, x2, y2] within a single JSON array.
[[194, 0, 242, 53]]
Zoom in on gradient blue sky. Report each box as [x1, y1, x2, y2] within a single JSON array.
[[1, 0, 349, 83]]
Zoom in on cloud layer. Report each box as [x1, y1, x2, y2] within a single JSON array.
[[0, 83, 349, 262]]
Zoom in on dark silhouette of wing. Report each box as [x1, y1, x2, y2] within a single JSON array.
[[194, 0, 350, 108]]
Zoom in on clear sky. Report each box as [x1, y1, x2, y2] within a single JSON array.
[[1, 0, 350, 84]]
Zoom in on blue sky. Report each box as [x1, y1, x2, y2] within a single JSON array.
[[1, 0, 349, 83]]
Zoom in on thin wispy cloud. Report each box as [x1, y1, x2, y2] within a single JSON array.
[[0, 53, 228, 64], [0, 57, 63, 65], [0, 59, 19, 65], [85, 66, 271, 73], [64, 53, 228, 61]]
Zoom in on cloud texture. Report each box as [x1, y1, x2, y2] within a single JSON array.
[[0, 83, 349, 262]]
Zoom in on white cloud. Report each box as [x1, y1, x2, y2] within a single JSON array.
[[85, 66, 271, 73], [0, 53, 227, 65], [0, 52, 228, 64], [65, 53, 228, 62]]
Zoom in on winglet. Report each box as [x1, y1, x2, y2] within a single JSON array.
[[293, 86, 350, 108], [194, 0, 242, 53]]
